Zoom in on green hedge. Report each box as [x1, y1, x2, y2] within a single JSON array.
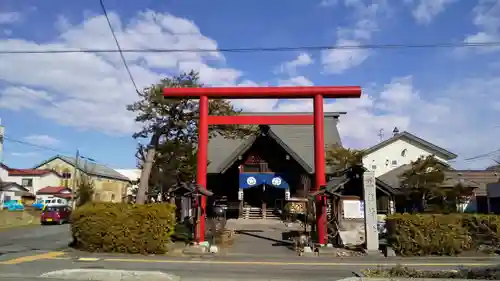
[[387, 213, 500, 256], [71, 202, 176, 254]]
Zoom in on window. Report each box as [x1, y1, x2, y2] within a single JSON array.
[[62, 172, 71, 179], [22, 178, 33, 187], [243, 164, 260, 173], [371, 165, 377, 170], [391, 160, 398, 166], [401, 149, 407, 157]]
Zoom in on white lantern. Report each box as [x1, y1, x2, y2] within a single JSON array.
[[238, 189, 244, 201], [285, 189, 290, 201]]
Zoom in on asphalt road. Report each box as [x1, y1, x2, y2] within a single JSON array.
[[0, 224, 71, 255], [0, 257, 357, 281], [1, 222, 500, 280]]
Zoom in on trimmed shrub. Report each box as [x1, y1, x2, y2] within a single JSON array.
[[71, 202, 176, 254], [363, 265, 500, 280], [387, 213, 500, 256]]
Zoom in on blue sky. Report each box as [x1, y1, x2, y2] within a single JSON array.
[[0, 0, 500, 170]]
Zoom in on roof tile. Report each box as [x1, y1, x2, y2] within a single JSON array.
[[8, 169, 57, 176], [207, 112, 343, 174], [37, 186, 69, 194]]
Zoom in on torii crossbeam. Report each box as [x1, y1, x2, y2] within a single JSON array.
[[164, 86, 362, 244]]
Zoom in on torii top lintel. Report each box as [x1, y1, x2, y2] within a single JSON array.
[[163, 86, 361, 99]]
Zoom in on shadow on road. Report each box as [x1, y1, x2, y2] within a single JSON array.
[[236, 230, 294, 249]]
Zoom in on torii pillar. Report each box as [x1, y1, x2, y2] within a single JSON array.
[[164, 86, 362, 244]]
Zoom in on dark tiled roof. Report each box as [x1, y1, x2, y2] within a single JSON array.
[[325, 174, 401, 196], [447, 170, 500, 196], [377, 164, 411, 190], [0, 181, 29, 192], [207, 112, 343, 174], [33, 155, 129, 181], [376, 165, 492, 195], [364, 131, 457, 160]]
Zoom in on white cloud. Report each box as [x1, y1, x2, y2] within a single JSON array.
[[23, 135, 61, 146], [0, 86, 54, 110], [276, 53, 313, 76], [405, 0, 457, 25], [0, 10, 249, 135], [321, 0, 388, 74], [320, 0, 339, 7], [321, 39, 370, 74], [10, 152, 39, 157], [0, 12, 21, 25], [262, 73, 500, 169], [278, 76, 314, 86], [463, 0, 500, 53]]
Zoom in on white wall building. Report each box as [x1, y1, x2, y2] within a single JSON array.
[[0, 164, 9, 181], [363, 130, 457, 177], [114, 169, 140, 196], [0, 182, 29, 205], [6, 169, 62, 195]]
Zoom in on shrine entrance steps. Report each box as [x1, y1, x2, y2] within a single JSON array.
[[241, 207, 280, 220]]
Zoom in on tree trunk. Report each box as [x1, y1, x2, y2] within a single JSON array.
[[136, 133, 161, 204]]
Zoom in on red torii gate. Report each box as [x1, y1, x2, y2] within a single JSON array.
[[164, 86, 362, 244]]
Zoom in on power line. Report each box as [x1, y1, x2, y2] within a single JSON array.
[[99, 0, 140, 94], [462, 148, 500, 161], [0, 79, 62, 109], [3, 136, 71, 155], [0, 41, 500, 55], [3, 135, 125, 170], [2, 135, 105, 166]]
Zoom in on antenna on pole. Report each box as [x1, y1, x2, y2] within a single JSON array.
[[377, 129, 384, 143]]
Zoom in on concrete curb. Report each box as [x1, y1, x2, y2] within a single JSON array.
[[352, 271, 366, 277], [40, 269, 180, 281], [336, 278, 495, 281]]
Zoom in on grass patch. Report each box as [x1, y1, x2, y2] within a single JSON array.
[[0, 209, 40, 230], [363, 265, 500, 280]]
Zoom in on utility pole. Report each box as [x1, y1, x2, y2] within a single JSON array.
[[72, 149, 79, 209], [377, 129, 384, 143]]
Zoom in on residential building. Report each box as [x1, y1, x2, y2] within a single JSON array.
[[0, 182, 31, 207], [362, 130, 458, 177], [34, 155, 131, 202], [36, 186, 73, 204], [0, 163, 9, 181], [6, 168, 62, 195], [114, 169, 140, 197]]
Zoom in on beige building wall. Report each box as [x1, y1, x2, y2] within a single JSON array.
[[38, 158, 128, 202]]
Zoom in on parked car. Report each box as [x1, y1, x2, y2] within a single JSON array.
[[40, 205, 72, 225], [2, 200, 24, 211], [32, 199, 47, 210]]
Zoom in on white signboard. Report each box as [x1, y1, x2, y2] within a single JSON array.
[[342, 200, 364, 219]]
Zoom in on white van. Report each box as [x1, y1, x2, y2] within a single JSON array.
[[45, 197, 69, 207]]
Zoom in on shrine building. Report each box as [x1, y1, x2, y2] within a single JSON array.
[[205, 112, 394, 219]]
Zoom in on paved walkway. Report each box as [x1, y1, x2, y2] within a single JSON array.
[[224, 219, 303, 257]]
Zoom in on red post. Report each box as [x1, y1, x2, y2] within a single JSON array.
[[313, 94, 326, 245], [196, 95, 209, 243]]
